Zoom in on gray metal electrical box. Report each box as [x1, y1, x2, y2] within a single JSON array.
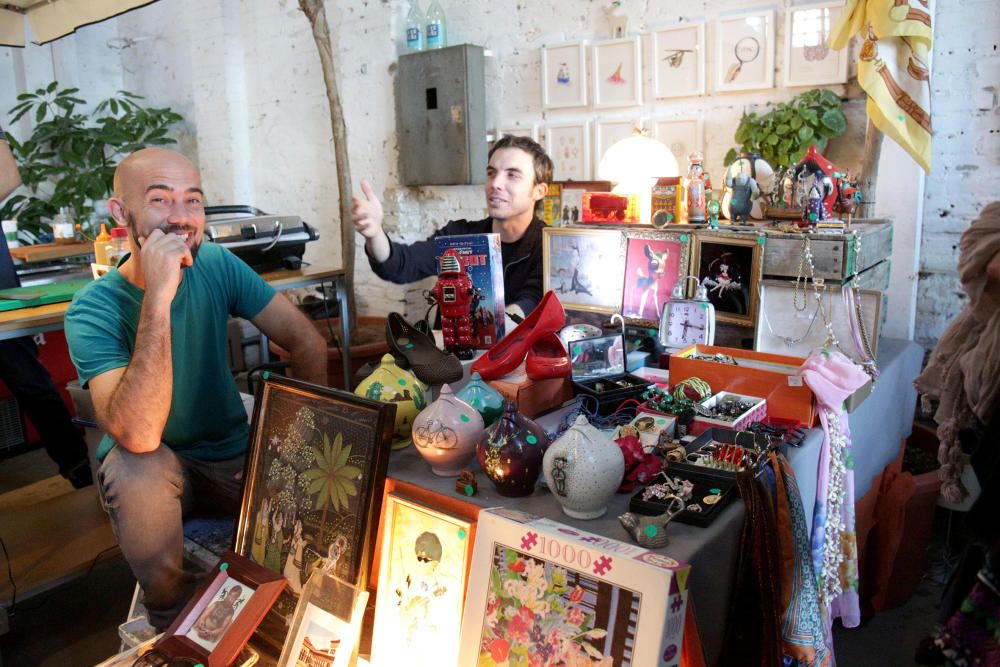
[[397, 44, 486, 186]]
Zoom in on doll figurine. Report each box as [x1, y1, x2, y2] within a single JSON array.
[[726, 171, 760, 224]]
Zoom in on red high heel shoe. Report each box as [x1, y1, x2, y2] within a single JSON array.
[[526, 332, 571, 380], [471, 291, 566, 380]]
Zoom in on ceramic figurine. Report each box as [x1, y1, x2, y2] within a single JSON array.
[[706, 199, 720, 229], [542, 415, 625, 519], [456, 372, 504, 426], [411, 384, 484, 476], [832, 171, 862, 227], [618, 494, 685, 548], [475, 400, 549, 497], [725, 171, 760, 224], [723, 152, 774, 220], [355, 353, 427, 449], [684, 151, 708, 223]]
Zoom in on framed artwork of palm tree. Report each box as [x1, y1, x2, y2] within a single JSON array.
[[234, 373, 396, 648]]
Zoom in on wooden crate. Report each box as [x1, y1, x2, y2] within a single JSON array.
[[761, 219, 892, 282]]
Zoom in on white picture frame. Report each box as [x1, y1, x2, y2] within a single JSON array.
[[651, 116, 704, 167], [652, 21, 706, 98], [784, 2, 849, 87], [545, 121, 591, 181], [715, 10, 775, 92], [495, 124, 540, 142], [592, 37, 642, 108], [594, 118, 640, 176], [541, 41, 588, 109]]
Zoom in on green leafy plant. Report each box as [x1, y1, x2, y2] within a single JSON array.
[[1, 82, 184, 240], [725, 88, 847, 169]]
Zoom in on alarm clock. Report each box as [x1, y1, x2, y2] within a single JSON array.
[[658, 279, 716, 351]]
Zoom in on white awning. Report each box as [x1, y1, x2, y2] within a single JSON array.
[[0, 0, 159, 47]]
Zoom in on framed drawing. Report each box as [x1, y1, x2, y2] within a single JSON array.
[[784, 2, 848, 87], [543, 226, 625, 314], [541, 41, 588, 109], [715, 10, 775, 92], [691, 232, 764, 326], [153, 551, 285, 667], [277, 571, 369, 667], [592, 37, 642, 108], [652, 21, 706, 98], [495, 124, 540, 142], [234, 374, 396, 647], [594, 118, 640, 176], [546, 122, 591, 181], [651, 116, 704, 166], [621, 230, 690, 325], [370, 493, 476, 666]]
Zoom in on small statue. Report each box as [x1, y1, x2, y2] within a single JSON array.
[[832, 171, 862, 227], [706, 198, 720, 229], [725, 171, 760, 224], [455, 469, 478, 496], [684, 152, 709, 223], [618, 495, 685, 549], [427, 249, 481, 360]]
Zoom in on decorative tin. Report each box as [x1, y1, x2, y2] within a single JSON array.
[[542, 415, 625, 519], [411, 384, 485, 476], [475, 400, 549, 497], [355, 353, 427, 449]]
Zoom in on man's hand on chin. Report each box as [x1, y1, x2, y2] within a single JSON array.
[[140, 228, 193, 298]]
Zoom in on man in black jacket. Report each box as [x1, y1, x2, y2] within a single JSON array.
[[352, 135, 553, 318]]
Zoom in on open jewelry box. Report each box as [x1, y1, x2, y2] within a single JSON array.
[[569, 332, 651, 416]]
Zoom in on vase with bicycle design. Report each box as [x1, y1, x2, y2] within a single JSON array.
[[411, 384, 484, 476]]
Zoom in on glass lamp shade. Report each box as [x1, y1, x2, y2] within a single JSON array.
[[598, 135, 679, 223]]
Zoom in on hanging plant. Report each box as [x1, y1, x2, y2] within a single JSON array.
[[724, 88, 848, 170]]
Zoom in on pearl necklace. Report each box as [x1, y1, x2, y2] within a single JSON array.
[[819, 407, 848, 603]]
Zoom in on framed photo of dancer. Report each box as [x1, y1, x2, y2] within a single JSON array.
[[542, 41, 588, 109], [715, 10, 775, 92], [153, 551, 285, 667], [621, 231, 690, 326], [592, 37, 642, 108], [690, 233, 764, 326], [234, 374, 396, 648], [783, 2, 848, 87], [543, 226, 626, 314]]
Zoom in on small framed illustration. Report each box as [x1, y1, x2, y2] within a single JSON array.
[[691, 232, 764, 326], [541, 41, 588, 109], [621, 230, 690, 325], [234, 374, 396, 647], [153, 551, 285, 667], [543, 226, 626, 314], [715, 10, 775, 92], [594, 118, 640, 176], [784, 2, 848, 87], [370, 493, 476, 666], [495, 124, 540, 143], [546, 122, 591, 181], [652, 21, 706, 98], [277, 570, 369, 667], [651, 116, 704, 166], [592, 37, 642, 108]]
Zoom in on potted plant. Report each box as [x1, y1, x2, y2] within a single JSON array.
[[724, 88, 848, 170], [1, 82, 185, 241]]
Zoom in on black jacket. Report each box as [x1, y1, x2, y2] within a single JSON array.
[[368, 216, 545, 315]]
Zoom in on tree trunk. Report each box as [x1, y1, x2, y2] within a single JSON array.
[[299, 0, 357, 340], [859, 117, 883, 220]]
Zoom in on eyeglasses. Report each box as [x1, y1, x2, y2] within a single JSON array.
[[132, 648, 203, 667]]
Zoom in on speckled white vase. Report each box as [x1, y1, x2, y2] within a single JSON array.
[[542, 415, 625, 519]]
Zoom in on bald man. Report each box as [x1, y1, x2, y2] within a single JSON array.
[[65, 147, 325, 629]]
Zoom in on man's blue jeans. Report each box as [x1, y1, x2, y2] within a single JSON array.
[[97, 445, 244, 630]]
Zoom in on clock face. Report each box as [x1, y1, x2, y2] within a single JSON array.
[[660, 300, 714, 347]]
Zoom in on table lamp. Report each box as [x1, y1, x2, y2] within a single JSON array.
[[598, 130, 679, 224]]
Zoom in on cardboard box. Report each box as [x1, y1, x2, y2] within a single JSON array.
[[488, 363, 574, 418], [459, 508, 691, 667], [670, 344, 815, 425], [434, 233, 506, 348]]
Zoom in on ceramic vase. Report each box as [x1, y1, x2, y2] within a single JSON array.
[[542, 415, 625, 519], [456, 372, 504, 426], [355, 353, 427, 449], [411, 384, 484, 476], [475, 400, 549, 497]]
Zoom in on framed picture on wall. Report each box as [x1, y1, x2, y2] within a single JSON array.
[[691, 233, 764, 326], [592, 37, 642, 108], [621, 230, 690, 325], [541, 41, 588, 109], [594, 118, 640, 177], [546, 122, 591, 181], [784, 2, 849, 86], [651, 116, 704, 166], [495, 124, 540, 143], [715, 10, 775, 92], [652, 21, 706, 98], [543, 226, 625, 314], [234, 374, 396, 647]]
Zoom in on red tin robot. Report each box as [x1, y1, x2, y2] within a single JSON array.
[[428, 249, 480, 360]]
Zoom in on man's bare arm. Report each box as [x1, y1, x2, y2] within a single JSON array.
[[0, 140, 22, 202], [252, 293, 327, 385]]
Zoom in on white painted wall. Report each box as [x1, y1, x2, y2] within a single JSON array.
[[0, 0, 992, 349]]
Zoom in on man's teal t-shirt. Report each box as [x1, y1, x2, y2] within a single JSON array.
[[65, 242, 276, 462]]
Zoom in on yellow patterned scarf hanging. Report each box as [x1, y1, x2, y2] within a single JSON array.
[[829, 0, 932, 173]]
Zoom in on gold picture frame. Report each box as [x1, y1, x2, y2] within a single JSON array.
[[690, 232, 764, 326], [542, 226, 626, 314], [620, 229, 692, 326]]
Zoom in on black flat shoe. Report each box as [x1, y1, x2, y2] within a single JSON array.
[[385, 312, 463, 386]]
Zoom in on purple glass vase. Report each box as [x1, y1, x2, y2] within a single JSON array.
[[475, 400, 549, 497]]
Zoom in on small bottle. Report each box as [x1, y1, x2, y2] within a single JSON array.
[[93, 223, 113, 265], [52, 207, 76, 244], [405, 0, 424, 52], [107, 227, 130, 266], [425, 0, 446, 50]]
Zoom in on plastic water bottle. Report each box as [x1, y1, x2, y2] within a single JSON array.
[[425, 0, 446, 50], [405, 0, 424, 52]]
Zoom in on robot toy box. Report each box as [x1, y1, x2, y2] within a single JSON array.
[[434, 233, 506, 349]]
